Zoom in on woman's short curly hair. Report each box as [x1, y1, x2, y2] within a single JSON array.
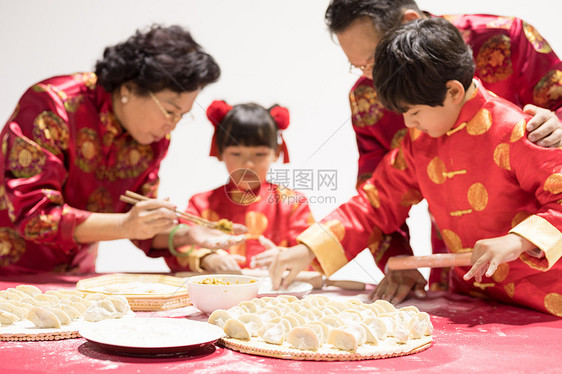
[[95, 24, 220, 94]]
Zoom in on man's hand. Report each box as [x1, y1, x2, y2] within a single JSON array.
[[370, 269, 427, 304], [525, 104, 562, 147]]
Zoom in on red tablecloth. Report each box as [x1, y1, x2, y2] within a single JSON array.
[[1, 273, 560, 374]]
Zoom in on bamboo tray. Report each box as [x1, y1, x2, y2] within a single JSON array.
[[76, 274, 191, 311], [220, 336, 432, 361]]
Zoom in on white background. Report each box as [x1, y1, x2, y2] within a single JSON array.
[[1, 1, 560, 281]]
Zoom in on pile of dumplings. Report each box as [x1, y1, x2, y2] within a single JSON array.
[[0, 285, 131, 329], [208, 295, 432, 352]]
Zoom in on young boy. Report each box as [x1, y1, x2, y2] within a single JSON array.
[[270, 18, 562, 317], [325, 0, 562, 291]]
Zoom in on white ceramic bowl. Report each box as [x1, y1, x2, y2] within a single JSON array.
[[187, 274, 261, 315]]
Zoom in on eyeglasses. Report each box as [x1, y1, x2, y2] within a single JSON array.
[[349, 60, 375, 75], [149, 91, 192, 124]]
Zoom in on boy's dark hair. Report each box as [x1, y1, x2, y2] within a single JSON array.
[[216, 103, 279, 154], [325, 0, 420, 34], [372, 18, 475, 113], [95, 24, 220, 95]]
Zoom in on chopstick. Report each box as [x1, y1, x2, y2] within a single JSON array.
[[120, 190, 232, 232]]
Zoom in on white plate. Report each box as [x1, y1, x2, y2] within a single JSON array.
[[79, 317, 224, 355], [258, 279, 313, 298]]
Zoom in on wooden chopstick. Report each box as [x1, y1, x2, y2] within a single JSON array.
[[120, 190, 229, 231]]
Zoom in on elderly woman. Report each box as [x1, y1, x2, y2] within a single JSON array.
[[0, 24, 243, 274]]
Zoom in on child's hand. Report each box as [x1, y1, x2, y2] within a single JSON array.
[[524, 104, 561, 147], [185, 225, 246, 249], [269, 244, 316, 290], [463, 233, 534, 282], [201, 253, 245, 272], [370, 269, 426, 304], [249, 236, 280, 269]]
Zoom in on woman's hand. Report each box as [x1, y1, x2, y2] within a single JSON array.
[[463, 234, 534, 282], [370, 269, 427, 304], [121, 199, 178, 240], [269, 244, 315, 290], [525, 104, 562, 147], [249, 236, 280, 269], [201, 253, 245, 272]]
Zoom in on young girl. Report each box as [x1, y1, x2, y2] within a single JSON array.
[[165, 100, 315, 273]]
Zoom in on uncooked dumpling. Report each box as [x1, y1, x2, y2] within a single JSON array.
[[108, 296, 130, 317], [0, 302, 26, 320], [223, 318, 251, 340], [259, 322, 286, 345], [84, 300, 116, 322], [0, 310, 19, 325], [287, 326, 321, 350], [208, 309, 233, 329], [45, 307, 71, 325], [15, 285, 42, 297], [238, 313, 263, 337], [328, 328, 359, 352], [26, 307, 61, 328]]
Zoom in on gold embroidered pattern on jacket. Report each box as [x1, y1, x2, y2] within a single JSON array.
[[8, 137, 46, 178], [363, 183, 381, 208], [446, 122, 467, 136], [475, 34, 513, 83], [523, 22, 552, 54], [533, 70, 562, 109], [245, 211, 268, 239], [468, 183, 489, 211], [544, 293, 562, 317], [492, 263, 510, 282], [467, 109, 492, 135], [544, 173, 562, 194], [493, 143, 510, 170], [324, 220, 346, 242], [450, 209, 473, 217], [350, 85, 384, 127], [473, 282, 495, 290], [441, 229, 463, 252], [510, 119, 526, 142], [442, 170, 467, 179], [0, 228, 26, 267], [504, 282, 515, 298], [32, 111, 69, 155]]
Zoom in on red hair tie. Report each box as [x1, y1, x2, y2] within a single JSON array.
[[206, 100, 232, 158], [269, 105, 290, 163]]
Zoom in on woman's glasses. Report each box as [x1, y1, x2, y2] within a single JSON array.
[[149, 91, 193, 124]]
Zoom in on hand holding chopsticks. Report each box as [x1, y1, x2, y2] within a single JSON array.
[[120, 190, 236, 234]]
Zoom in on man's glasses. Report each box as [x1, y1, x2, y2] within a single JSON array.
[[149, 91, 192, 124]]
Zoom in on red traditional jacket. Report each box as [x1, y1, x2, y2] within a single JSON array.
[[349, 14, 562, 287], [0, 74, 170, 274], [351, 14, 562, 184], [299, 81, 562, 316], [165, 182, 315, 272]]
